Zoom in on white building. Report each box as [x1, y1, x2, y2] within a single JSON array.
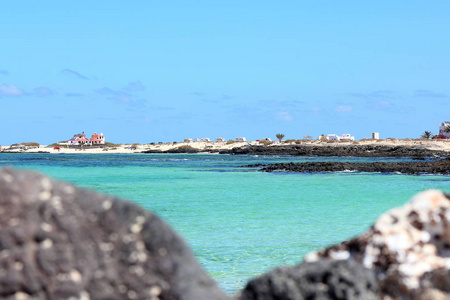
[[439, 121, 450, 138], [341, 134, 355, 141], [261, 138, 272, 142], [201, 138, 211, 142], [372, 132, 380, 139], [319, 133, 355, 141], [326, 134, 340, 141], [184, 138, 192, 143], [236, 137, 246, 142], [215, 137, 226, 142], [193, 138, 200, 142], [67, 132, 90, 146]]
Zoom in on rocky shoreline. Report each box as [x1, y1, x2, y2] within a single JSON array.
[[242, 159, 450, 175], [141, 144, 450, 158], [218, 144, 449, 158]]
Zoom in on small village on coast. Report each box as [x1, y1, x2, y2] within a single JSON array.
[[1, 121, 449, 154]]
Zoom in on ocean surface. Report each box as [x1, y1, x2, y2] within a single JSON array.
[[1, 153, 449, 294]]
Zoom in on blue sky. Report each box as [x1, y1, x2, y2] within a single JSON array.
[[1, 1, 449, 144]]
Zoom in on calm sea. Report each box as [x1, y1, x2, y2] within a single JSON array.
[[1, 153, 449, 294]]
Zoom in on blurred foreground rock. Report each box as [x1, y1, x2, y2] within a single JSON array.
[[1, 168, 450, 300], [301, 189, 450, 300], [241, 190, 450, 300], [0, 168, 229, 300], [239, 260, 379, 300]]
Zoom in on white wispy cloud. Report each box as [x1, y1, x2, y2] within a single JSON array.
[[61, 69, 89, 80], [97, 87, 133, 103], [309, 106, 322, 112], [192, 92, 207, 97], [259, 99, 304, 108], [276, 111, 293, 121], [33, 86, 55, 97], [0, 84, 26, 96], [135, 117, 154, 123], [221, 94, 234, 100], [349, 90, 395, 100], [124, 81, 145, 92], [369, 100, 392, 111], [414, 89, 448, 98], [335, 105, 353, 112], [366, 99, 414, 114], [65, 93, 84, 97], [97, 86, 149, 109], [348, 90, 414, 114]]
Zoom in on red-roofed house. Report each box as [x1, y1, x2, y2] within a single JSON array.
[[67, 132, 105, 146], [90, 132, 105, 144], [68, 132, 90, 146]]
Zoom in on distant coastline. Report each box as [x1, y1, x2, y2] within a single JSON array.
[[1, 139, 450, 157]]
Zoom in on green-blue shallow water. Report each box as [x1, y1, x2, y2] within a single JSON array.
[[1, 153, 449, 293]]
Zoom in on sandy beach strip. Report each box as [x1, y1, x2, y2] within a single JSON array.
[[1, 139, 450, 154]]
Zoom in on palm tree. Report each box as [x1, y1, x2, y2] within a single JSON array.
[[276, 133, 285, 143], [421, 131, 433, 139]]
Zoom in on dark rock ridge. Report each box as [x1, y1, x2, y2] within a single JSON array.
[[219, 145, 448, 158], [0, 168, 229, 300], [243, 159, 450, 175], [140, 144, 449, 158], [142, 146, 201, 154]]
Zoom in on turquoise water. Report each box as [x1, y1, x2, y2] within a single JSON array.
[[1, 153, 449, 293]]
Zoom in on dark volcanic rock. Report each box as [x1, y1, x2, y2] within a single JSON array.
[[239, 260, 379, 300], [166, 146, 200, 153], [245, 160, 450, 175], [0, 168, 229, 300], [304, 190, 450, 300], [220, 145, 448, 158], [141, 146, 202, 154], [139, 144, 449, 157]]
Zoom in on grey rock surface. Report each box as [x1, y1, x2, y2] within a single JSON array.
[[0, 168, 229, 300], [239, 260, 379, 300]]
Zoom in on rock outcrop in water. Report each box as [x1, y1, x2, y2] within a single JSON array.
[[1, 168, 450, 299], [243, 159, 450, 175], [219, 145, 448, 158], [139, 144, 449, 158], [0, 168, 228, 300]]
